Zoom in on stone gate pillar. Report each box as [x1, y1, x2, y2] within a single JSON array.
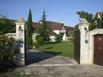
[[79, 18, 90, 64], [15, 17, 25, 66]]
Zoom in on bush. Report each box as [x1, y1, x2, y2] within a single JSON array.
[[34, 35, 44, 49], [0, 35, 19, 67], [0, 19, 15, 35], [56, 33, 64, 42], [89, 22, 96, 31]]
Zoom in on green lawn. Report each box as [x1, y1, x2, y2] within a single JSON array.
[[0, 72, 24, 77], [41, 41, 74, 58], [0, 72, 33, 77]]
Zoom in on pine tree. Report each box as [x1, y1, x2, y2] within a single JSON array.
[[26, 9, 33, 47], [36, 10, 49, 42]]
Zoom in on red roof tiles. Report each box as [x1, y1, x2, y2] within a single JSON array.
[[32, 21, 64, 30], [96, 12, 103, 16]]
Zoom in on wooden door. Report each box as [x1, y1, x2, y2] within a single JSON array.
[[94, 34, 103, 65]]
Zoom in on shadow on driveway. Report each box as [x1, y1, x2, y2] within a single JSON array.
[[25, 50, 62, 66]]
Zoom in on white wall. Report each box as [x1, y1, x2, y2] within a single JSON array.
[[62, 33, 68, 41], [50, 36, 56, 42], [53, 30, 60, 35], [53, 29, 67, 41], [5, 33, 16, 39], [79, 18, 90, 64], [16, 22, 25, 41], [53, 30, 66, 35]]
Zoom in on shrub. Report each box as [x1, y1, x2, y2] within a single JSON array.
[[0, 35, 19, 67], [56, 33, 64, 42], [89, 22, 96, 31], [34, 35, 44, 49]]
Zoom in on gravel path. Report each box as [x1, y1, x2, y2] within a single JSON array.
[[15, 64, 103, 77]]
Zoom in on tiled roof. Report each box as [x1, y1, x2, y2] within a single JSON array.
[[64, 26, 75, 32], [96, 12, 103, 16], [46, 21, 64, 30], [32, 22, 39, 29], [48, 31, 57, 36], [32, 21, 64, 30]]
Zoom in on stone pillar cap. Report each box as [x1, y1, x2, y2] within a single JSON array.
[[79, 18, 89, 24], [16, 17, 25, 23]]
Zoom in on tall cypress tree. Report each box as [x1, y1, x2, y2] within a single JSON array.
[[26, 9, 33, 47]]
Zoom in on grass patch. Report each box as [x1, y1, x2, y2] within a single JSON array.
[[0, 72, 24, 77], [0, 71, 33, 77], [41, 41, 74, 58]]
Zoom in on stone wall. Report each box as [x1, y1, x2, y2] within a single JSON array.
[[75, 18, 103, 65]]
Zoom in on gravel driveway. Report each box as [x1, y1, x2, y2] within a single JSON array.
[[14, 64, 103, 77], [15, 49, 103, 77]]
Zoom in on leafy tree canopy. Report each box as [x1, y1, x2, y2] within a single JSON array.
[[77, 11, 103, 30], [0, 16, 15, 35], [77, 11, 93, 23]]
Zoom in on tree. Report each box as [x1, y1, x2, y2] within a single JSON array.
[[34, 35, 44, 49], [77, 11, 96, 30], [94, 14, 103, 28], [101, 16, 103, 28], [56, 33, 64, 42], [77, 11, 93, 23], [89, 21, 96, 30], [36, 10, 49, 42], [0, 15, 15, 35], [26, 9, 33, 47]]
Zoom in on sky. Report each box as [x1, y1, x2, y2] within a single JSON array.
[[0, 0, 102, 27]]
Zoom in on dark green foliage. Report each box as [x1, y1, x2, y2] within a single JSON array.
[[56, 33, 64, 42], [89, 21, 96, 30], [36, 10, 49, 42], [89, 15, 103, 30], [95, 16, 103, 28], [35, 10, 50, 49], [77, 11, 103, 30], [101, 16, 103, 28], [0, 18, 15, 35], [26, 9, 33, 47], [77, 11, 93, 23], [34, 35, 44, 49], [75, 24, 79, 29], [0, 35, 19, 67], [36, 23, 46, 36]]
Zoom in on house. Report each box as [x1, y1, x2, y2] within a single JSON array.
[[1, 18, 74, 42], [32, 21, 68, 42]]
